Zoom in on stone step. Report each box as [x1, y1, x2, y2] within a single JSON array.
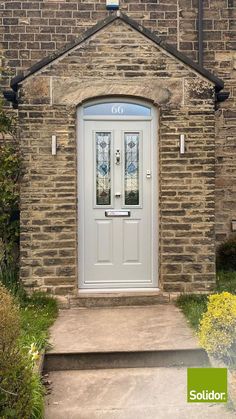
[[48, 305, 200, 354], [68, 291, 171, 308], [43, 348, 209, 372], [44, 368, 235, 419]]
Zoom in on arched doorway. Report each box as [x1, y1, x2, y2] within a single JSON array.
[[77, 98, 158, 291]]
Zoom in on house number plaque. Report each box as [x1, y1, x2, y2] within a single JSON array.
[[84, 102, 151, 117], [111, 105, 124, 114]]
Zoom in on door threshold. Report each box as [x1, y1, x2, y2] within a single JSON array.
[[69, 288, 170, 308], [78, 288, 160, 296]]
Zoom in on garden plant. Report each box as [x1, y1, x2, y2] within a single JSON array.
[[0, 99, 58, 417]]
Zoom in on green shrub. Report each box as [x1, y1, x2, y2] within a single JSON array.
[[216, 236, 236, 271], [0, 102, 13, 135], [0, 284, 39, 418], [0, 283, 20, 349], [198, 292, 236, 361], [0, 142, 21, 265], [0, 263, 26, 302], [0, 353, 34, 419], [0, 100, 21, 265]]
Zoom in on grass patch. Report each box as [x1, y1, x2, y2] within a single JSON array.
[[216, 271, 236, 294], [15, 293, 57, 418], [30, 371, 46, 419], [0, 267, 58, 419], [18, 293, 58, 418], [19, 292, 58, 352], [0, 263, 58, 351], [177, 271, 236, 331], [176, 294, 208, 330]]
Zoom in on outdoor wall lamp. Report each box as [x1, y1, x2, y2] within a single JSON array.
[[106, 0, 119, 10], [180, 134, 185, 155], [51, 135, 57, 155], [232, 220, 236, 232]]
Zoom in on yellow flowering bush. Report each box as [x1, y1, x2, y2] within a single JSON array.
[[198, 292, 236, 359]]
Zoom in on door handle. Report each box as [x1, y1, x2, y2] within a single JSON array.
[[115, 149, 120, 165], [115, 192, 121, 197]]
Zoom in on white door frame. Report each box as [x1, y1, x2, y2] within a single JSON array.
[[77, 97, 159, 292]]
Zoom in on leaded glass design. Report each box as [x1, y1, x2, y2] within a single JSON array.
[[124, 133, 139, 206], [96, 132, 111, 206]]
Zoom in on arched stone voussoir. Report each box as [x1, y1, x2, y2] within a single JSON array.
[[52, 79, 183, 108]]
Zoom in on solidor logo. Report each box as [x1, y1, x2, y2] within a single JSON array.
[[187, 368, 227, 403]]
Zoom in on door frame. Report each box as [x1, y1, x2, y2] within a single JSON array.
[[77, 97, 159, 292]]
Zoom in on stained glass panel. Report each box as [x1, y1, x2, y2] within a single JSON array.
[[124, 133, 139, 206], [96, 132, 111, 206]]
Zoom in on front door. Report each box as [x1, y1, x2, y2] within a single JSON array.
[[78, 101, 157, 290]]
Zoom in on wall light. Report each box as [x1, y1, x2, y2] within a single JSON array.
[[106, 0, 119, 10], [52, 135, 57, 155], [232, 220, 236, 232], [180, 134, 185, 155]]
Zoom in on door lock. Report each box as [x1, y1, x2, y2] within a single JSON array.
[[115, 149, 121, 165], [115, 192, 121, 197], [146, 170, 151, 178]]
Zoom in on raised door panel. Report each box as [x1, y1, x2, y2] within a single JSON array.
[[123, 220, 140, 263], [95, 220, 113, 264]]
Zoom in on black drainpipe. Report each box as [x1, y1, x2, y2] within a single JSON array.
[[198, 0, 203, 67]]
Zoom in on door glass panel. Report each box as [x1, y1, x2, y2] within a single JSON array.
[[124, 133, 139, 206], [96, 132, 111, 206], [84, 102, 151, 116]]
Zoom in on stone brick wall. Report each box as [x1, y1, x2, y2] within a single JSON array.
[[1, 0, 179, 88], [18, 19, 216, 294], [202, 1, 236, 243], [19, 102, 77, 294], [175, 0, 236, 244], [2, 1, 236, 245], [1, 0, 234, 80]]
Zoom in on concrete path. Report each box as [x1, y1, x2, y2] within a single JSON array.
[[45, 305, 235, 418], [45, 367, 235, 419], [48, 305, 199, 353]]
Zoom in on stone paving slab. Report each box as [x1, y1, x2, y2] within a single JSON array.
[[48, 305, 199, 353], [45, 368, 235, 419]]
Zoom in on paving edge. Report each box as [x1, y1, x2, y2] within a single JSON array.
[[43, 349, 209, 372]]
